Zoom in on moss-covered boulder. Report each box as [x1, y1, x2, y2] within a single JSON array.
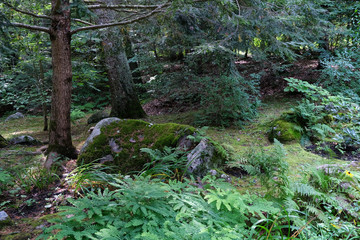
[[268, 120, 301, 143], [78, 119, 201, 174], [0, 134, 8, 148]]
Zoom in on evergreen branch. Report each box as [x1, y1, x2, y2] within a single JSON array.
[[10, 22, 51, 34], [3, 2, 52, 20]]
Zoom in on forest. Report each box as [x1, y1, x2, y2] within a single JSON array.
[[1, 0, 360, 239]]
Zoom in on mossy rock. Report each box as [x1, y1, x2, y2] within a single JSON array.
[[78, 119, 198, 174], [0, 134, 8, 148], [268, 120, 301, 143]]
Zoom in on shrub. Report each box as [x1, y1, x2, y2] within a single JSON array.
[[319, 47, 360, 102], [195, 74, 259, 127]]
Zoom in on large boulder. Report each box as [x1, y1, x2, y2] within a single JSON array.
[[4, 112, 24, 122], [268, 120, 301, 143], [0, 135, 8, 148], [87, 111, 109, 124], [78, 119, 226, 176], [9, 135, 42, 145]]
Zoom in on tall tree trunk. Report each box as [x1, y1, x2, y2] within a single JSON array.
[[96, 3, 146, 119], [47, 0, 77, 158]]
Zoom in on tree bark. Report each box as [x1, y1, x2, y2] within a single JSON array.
[[123, 29, 142, 84], [96, 1, 146, 118], [47, 0, 77, 158]]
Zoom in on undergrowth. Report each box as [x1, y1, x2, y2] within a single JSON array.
[[38, 140, 360, 239]]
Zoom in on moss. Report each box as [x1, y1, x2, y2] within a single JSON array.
[[268, 120, 301, 143], [78, 119, 196, 173], [0, 134, 8, 148], [3, 233, 35, 240]]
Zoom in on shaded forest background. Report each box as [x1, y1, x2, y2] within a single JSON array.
[[2, 0, 360, 239]]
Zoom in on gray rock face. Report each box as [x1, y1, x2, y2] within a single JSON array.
[[9, 135, 42, 145], [187, 139, 216, 177], [81, 117, 121, 153], [87, 111, 109, 124], [5, 112, 24, 122]]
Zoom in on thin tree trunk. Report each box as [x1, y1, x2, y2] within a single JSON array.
[[47, 0, 77, 158]]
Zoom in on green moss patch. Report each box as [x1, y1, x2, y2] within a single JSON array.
[[268, 120, 301, 143], [78, 119, 196, 173]]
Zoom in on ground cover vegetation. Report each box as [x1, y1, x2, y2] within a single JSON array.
[[1, 0, 360, 239]]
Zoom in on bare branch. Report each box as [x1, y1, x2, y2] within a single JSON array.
[[72, 18, 94, 26], [3, 2, 52, 20], [71, 6, 166, 35], [10, 22, 51, 34], [86, 3, 167, 10]]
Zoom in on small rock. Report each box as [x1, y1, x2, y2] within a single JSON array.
[[220, 173, 231, 182], [9, 135, 42, 145], [209, 169, 217, 176], [0, 211, 11, 226], [0, 211, 9, 221], [5, 112, 24, 122]]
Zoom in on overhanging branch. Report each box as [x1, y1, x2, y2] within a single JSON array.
[[72, 18, 94, 26], [10, 22, 51, 34], [71, 5, 166, 35], [86, 3, 168, 10]]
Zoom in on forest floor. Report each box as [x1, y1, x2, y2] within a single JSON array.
[[0, 96, 355, 239], [0, 59, 358, 239]]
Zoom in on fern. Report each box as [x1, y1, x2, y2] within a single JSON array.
[[140, 146, 189, 178], [39, 174, 284, 239]]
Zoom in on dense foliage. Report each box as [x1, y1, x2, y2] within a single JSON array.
[[1, 0, 360, 239]]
